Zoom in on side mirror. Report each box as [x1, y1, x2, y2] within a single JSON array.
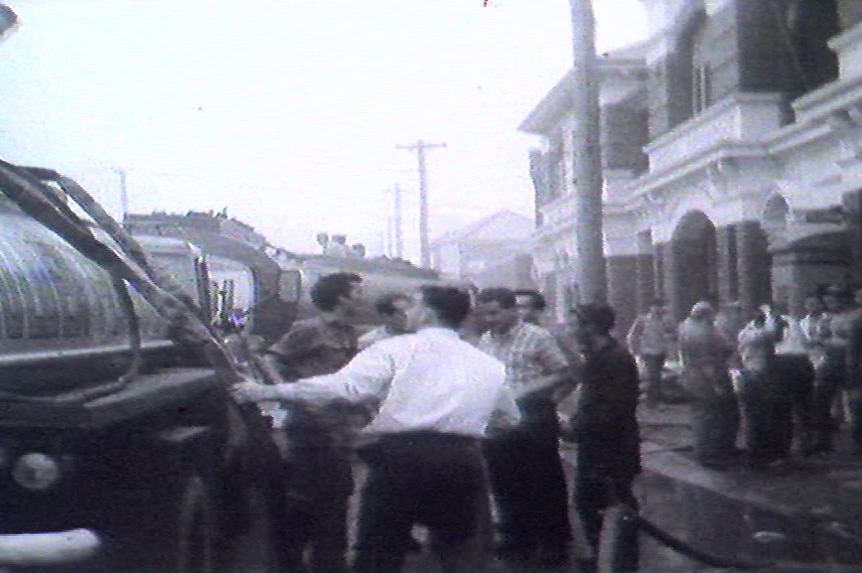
[[278, 269, 301, 303], [0, 5, 18, 39]]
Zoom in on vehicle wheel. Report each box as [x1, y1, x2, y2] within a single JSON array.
[[173, 474, 216, 573]]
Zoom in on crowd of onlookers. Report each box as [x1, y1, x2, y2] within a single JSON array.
[[229, 274, 642, 572], [222, 271, 862, 572], [627, 285, 862, 470]]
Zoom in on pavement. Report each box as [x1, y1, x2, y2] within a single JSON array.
[[630, 399, 862, 572]]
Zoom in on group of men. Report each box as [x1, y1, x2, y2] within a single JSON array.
[[626, 286, 862, 471], [232, 273, 642, 573]]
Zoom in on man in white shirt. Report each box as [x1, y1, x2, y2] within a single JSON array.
[[234, 285, 520, 573]]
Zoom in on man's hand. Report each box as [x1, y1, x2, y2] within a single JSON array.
[[231, 381, 274, 403]]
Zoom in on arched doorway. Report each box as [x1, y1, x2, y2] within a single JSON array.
[[668, 211, 718, 321]]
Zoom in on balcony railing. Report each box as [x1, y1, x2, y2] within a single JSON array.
[[644, 93, 786, 173]]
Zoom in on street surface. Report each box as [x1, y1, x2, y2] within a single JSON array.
[[212, 399, 862, 572]]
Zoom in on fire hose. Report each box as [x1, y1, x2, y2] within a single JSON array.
[[597, 503, 773, 573]]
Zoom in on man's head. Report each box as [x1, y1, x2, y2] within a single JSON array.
[[574, 303, 615, 348], [405, 285, 471, 331], [310, 272, 363, 316], [689, 301, 715, 322], [648, 298, 664, 314], [475, 287, 519, 335], [514, 289, 546, 325], [374, 292, 411, 334]]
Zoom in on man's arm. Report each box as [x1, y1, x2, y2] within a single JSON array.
[[519, 332, 577, 402], [234, 344, 395, 407], [258, 354, 287, 385], [625, 316, 642, 355]]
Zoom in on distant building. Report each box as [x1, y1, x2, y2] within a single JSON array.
[[429, 210, 536, 289]]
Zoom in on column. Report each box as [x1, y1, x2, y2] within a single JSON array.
[[735, 220, 771, 318], [715, 225, 739, 303]]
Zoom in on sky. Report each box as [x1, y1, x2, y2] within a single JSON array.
[[0, 0, 648, 262]]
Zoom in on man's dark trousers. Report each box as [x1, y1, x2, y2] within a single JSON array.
[[641, 353, 666, 405], [483, 398, 571, 559], [353, 432, 487, 573]]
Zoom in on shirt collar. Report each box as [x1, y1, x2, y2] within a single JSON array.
[[491, 319, 525, 342], [419, 326, 461, 338]]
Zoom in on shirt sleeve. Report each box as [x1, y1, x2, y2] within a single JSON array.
[[535, 331, 571, 375], [268, 322, 316, 361], [268, 343, 396, 406]]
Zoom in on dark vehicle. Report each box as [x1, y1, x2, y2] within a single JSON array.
[[0, 163, 284, 572], [124, 211, 302, 346], [125, 211, 470, 342]]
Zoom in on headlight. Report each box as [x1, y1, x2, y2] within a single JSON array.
[[12, 453, 62, 491]]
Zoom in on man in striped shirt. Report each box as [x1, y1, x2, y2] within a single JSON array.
[[476, 287, 576, 566]]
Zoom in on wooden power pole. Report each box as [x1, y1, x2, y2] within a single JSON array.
[[569, 0, 607, 302], [392, 183, 404, 259], [397, 140, 446, 268]]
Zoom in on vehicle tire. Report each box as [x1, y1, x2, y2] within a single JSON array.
[[172, 474, 216, 573]]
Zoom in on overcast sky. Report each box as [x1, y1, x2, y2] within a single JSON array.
[[0, 0, 648, 261]]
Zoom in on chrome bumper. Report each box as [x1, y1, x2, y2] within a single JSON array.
[[0, 529, 100, 569]]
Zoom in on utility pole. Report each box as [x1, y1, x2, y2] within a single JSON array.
[[113, 167, 129, 221], [569, 0, 607, 302], [392, 183, 404, 259], [396, 140, 446, 267]]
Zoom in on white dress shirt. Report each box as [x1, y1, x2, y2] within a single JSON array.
[[271, 327, 521, 439]]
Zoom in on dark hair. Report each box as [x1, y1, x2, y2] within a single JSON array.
[[310, 272, 362, 312], [575, 302, 616, 334], [420, 285, 471, 329], [650, 298, 664, 307], [476, 287, 516, 309], [374, 292, 410, 316], [514, 289, 546, 311]]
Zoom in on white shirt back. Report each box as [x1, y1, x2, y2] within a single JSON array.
[[291, 327, 520, 438]]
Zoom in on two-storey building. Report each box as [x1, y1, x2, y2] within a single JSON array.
[[524, 0, 862, 326]]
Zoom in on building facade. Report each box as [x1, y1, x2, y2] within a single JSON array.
[[524, 0, 862, 329], [429, 210, 536, 289], [522, 41, 649, 328]]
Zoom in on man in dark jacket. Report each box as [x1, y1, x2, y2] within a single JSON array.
[[259, 272, 363, 573], [573, 303, 641, 572]]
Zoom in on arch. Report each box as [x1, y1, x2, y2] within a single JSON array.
[[668, 210, 718, 322]]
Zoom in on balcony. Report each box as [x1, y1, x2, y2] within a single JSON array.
[[644, 93, 786, 173]]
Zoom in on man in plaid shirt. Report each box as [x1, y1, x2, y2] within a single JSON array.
[[476, 287, 576, 566]]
